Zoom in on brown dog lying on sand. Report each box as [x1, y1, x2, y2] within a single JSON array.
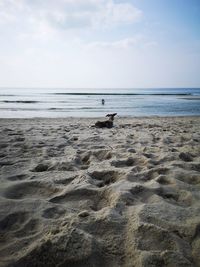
[[94, 113, 117, 128]]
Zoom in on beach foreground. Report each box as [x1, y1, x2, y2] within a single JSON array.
[[0, 116, 200, 267]]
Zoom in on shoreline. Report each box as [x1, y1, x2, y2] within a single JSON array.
[[0, 116, 200, 266], [0, 114, 200, 120]]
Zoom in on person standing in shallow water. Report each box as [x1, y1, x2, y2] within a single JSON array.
[[102, 99, 105, 105]]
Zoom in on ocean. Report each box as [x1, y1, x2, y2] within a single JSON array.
[[0, 88, 200, 118]]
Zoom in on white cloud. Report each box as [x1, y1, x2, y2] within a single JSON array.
[[0, 0, 142, 32], [86, 36, 144, 49], [0, 0, 22, 24]]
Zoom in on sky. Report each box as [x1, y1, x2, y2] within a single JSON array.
[[0, 0, 200, 89]]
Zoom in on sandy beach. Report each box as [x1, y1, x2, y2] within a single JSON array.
[[0, 116, 200, 267]]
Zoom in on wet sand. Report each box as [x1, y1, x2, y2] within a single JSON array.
[[0, 116, 200, 267]]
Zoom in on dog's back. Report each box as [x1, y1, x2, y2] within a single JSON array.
[[94, 113, 117, 128], [95, 120, 113, 128]]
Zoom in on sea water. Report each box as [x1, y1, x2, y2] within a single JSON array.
[[0, 88, 200, 118]]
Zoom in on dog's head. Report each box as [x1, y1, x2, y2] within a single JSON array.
[[106, 113, 117, 120]]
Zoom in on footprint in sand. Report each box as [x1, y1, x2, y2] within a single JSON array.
[[145, 167, 170, 180], [49, 186, 114, 212], [0, 160, 14, 167], [32, 160, 79, 172], [54, 176, 76, 185], [77, 149, 112, 166], [92, 149, 112, 161], [42, 206, 66, 219], [0, 211, 29, 232], [6, 173, 27, 181], [173, 162, 200, 172], [179, 152, 193, 162], [136, 223, 178, 251], [14, 218, 41, 237], [157, 187, 193, 207], [111, 157, 135, 168], [174, 171, 200, 185], [125, 184, 158, 206], [127, 167, 170, 182], [90, 189, 115, 211], [49, 187, 97, 205], [3, 181, 59, 200], [32, 163, 49, 172], [156, 175, 174, 185], [88, 170, 122, 187]]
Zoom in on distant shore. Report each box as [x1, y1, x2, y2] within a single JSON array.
[[0, 116, 200, 267]]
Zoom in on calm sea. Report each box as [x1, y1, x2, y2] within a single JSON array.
[[0, 88, 200, 118]]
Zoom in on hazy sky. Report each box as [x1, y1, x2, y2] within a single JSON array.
[[0, 0, 200, 88]]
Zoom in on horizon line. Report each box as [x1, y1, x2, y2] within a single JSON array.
[[0, 87, 200, 90]]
